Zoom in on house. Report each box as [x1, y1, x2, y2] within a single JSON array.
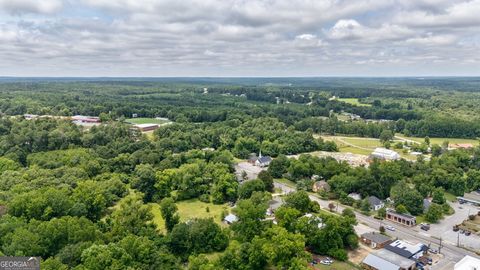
[[385, 240, 427, 260], [360, 232, 391, 249], [223, 213, 238, 224], [449, 143, 474, 150], [362, 249, 416, 270], [386, 209, 416, 226], [368, 196, 384, 211], [133, 123, 159, 132], [454, 255, 480, 270], [256, 156, 272, 167], [312, 180, 330, 193], [370, 148, 400, 161], [348, 192, 362, 201]]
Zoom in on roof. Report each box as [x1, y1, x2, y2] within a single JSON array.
[[362, 253, 400, 270], [313, 180, 330, 189], [454, 255, 480, 270], [372, 249, 416, 269], [385, 240, 426, 259], [348, 192, 362, 200], [224, 214, 238, 223], [368, 196, 383, 206], [387, 209, 416, 220], [371, 148, 400, 160], [361, 232, 391, 244], [257, 156, 272, 163], [134, 123, 159, 128], [423, 198, 431, 210], [449, 143, 474, 149]]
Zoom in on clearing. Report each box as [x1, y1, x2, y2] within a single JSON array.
[[337, 98, 371, 107], [395, 133, 479, 146], [125, 117, 170, 125], [150, 199, 230, 232]]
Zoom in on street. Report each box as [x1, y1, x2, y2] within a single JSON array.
[[273, 181, 480, 269]]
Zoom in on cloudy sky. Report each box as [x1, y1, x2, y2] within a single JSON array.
[[0, 0, 479, 77]]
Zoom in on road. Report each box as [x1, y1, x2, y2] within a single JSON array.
[[274, 181, 480, 268]]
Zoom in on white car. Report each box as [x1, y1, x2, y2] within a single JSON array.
[[386, 225, 395, 231], [320, 260, 332, 265]]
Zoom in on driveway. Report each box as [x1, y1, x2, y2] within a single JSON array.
[[234, 161, 265, 181]]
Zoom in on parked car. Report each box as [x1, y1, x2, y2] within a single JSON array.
[[386, 225, 395, 231], [453, 225, 459, 232], [429, 249, 438, 254], [465, 230, 471, 236], [420, 223, 430, 231], [460, 229, 465, 234], [320, 260, 331, 265]]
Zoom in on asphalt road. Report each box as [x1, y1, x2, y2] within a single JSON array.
[[273, 181, 480, 268]]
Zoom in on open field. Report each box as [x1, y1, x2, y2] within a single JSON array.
[[125, 117, 170, 125], [150, 199, 230, 232], [313, 260, 360, 270], [337, 98, 371, 107], [395, 133, 479, 146]]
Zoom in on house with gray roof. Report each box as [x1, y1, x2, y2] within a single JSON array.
[[362, 249, 416, 270], [368, 196, 384, 211], [223, 213, 238, 224], [361, 232, 391, 249]]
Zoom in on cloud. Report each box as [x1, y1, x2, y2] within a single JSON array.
[[326, 19, 414, 41], [0, 0, 63, 14]]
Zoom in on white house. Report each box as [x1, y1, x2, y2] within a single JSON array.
[[368, 196, 385, 211], [371, 148, 400, 160]]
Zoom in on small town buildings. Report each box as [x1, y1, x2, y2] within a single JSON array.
[[362, 249, 416, 270], [360, 232, 391, 249], [385, 240, 427, 260], [223, 213, 238, 224], [371, 148, 400, 161], [368, 196, 384, 211], [454, 255, 480, 270], [312, 180, 330, 193], [348, 192, 362, 201], [71, 115, 101, 123], [256, 155, 272, 167], [386, 209, 416, 226], [134, 123, 159, 132]]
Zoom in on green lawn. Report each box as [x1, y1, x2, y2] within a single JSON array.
[[150, 199, 230, 232], [445, 192, 457, 202], [337, 98, 371, 107], [125, 117, 170, 125], [314, 261, 360, 270], [395, 133, 479, 146]]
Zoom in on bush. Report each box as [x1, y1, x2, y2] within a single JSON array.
[[328, 248, 348, 261]]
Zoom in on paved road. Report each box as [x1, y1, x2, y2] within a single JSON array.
[[274, 181, 480, 268]]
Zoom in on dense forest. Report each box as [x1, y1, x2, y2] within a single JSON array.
[[0, 77, 479, 269]]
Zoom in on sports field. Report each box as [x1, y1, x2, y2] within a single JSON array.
[[337, 98, 371, 107], [125, 117, 170, 125]]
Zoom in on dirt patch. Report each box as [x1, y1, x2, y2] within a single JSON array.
[[348, 244, 371, 265]]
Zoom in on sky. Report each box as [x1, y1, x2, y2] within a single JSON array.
[[0, 0, 479, 77]]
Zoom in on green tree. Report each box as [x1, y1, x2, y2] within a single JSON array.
[[284, 191, 311, 214], [232, 198, 267, 242], [132, 164, 157, 202], [267, 154, 290, 178], [257, 170, 274, 192], [160, 198, 180, 232], [425, 203, 443, 223], [432, 188, 446, 205], [395, 204, 408, 214]]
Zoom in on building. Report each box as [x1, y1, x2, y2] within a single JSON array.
[[457, 191, 480, 206], [362, 249, 416, 270], [386, 209, 416, 226], [223, 213, 238, 224], [371, 148, 400, 161], [423, 198, 431, 212], [71, 115, 101, 123], [348, 192, 362, 201], [134, 123, 159, 132], [385, 240, 427, 260], [312, 180, 330, 193], [360, 232, 391, 249], [454, 255, 480, 270], [368, 196, 384, 211]]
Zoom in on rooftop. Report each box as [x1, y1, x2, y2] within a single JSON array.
[[134, 123, 159, 128], [362, 253, 400, 270], [454, 255, 480, 270], [361, 232, 391, 244], [368, 195, 382, 206], [224, 213, 238, 223], [387, 209, 416, 220], [373, 248, 416, 268], [385, 239, 426, 258]]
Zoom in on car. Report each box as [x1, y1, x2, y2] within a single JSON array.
[[311, 260, 318, 265], [320, 260, 331, 265], [465, 230, 471, 236], [460, 229, 465, 234], [420, 223, 430, 231], [325, 257, 333, 263], [386, 225, 395, 231], [429, 249, 438, 254]]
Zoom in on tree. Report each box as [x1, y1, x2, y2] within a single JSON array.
[[395, 204, 408, 214], [257, 170, 274, 192], [424, 136, 430, 145], [425, 203, 443, 223], [232, 199, 267, 242], [160, 198, 180, 232], [379, 130, 393, 144], [432, 188, 446, 205], [328, 203, 336, 212], [360, 198, 371, 213], [284, 191, 311, 214], [342, 208, 355, 218], [238, 180, 265, 199], [377, 207, 386, 218], [132, 164, 157, 202], [109, 196, 157, 239], [267, 154, 290, 178], [275, 206, 301, 232]]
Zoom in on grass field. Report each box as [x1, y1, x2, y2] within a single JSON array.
[[313, 261, 360, 270], [150, 199, 230, 232], [395, 133, 479, 146], [125, 117, 170, 125], [337, 98, 371, 107]]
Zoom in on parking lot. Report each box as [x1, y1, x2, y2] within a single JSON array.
[[234, 161, 265, 181], [424, 201, 480, 250]]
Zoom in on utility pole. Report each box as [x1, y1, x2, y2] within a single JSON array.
[[439, 237, 442, 254], [457, 232, 460, 247]]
